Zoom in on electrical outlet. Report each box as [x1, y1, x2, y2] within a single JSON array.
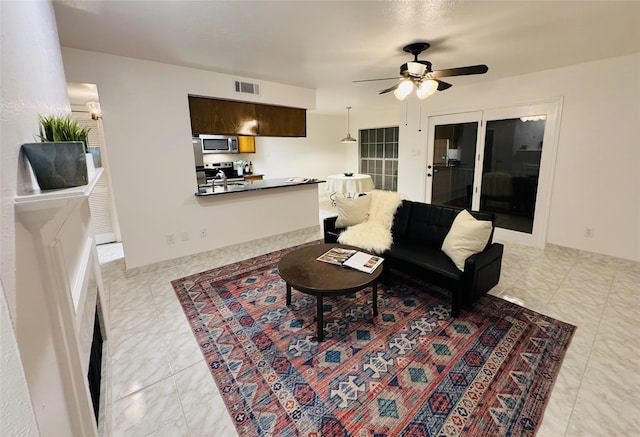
[[584, 228, 595, 238], [200, 228, 207, 239], [166, 233, 175, 245], [180, 231, 189, 242]]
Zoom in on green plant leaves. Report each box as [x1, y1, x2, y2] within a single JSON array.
[[38, 114, 91, 152]]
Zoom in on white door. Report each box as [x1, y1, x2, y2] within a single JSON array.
[[425, 99, 562, 248], [73, 111, 119, 245]]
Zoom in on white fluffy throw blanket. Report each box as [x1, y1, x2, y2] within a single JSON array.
[[338, 190, 404, 254]]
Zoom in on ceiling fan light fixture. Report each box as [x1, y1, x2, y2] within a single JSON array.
[[393, 88, 407, 101], [394, 80, 414, 101], [340, 106, 357, 144], [355, 41, 489, 100], [416, 80, 438, 99], [407, 61, 427, 77]]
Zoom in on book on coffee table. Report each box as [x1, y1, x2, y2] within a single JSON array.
[[316, 247, 356, 265], [316, 247, 384, 274]]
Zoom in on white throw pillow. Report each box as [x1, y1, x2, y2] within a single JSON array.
[[441, 210, 492, 271], [335, 195, 371, 228]]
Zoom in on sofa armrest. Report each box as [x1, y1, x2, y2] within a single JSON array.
[[323, 216, 343, 243], [462, 242, 504, 300], [324, 215, 338, 232]]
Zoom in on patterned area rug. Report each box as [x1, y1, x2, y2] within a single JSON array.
[[172, 243, 575, 437]]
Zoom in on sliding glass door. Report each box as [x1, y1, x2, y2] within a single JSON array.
[[482, 117, 545, 234], [425, 100, 561, 247]]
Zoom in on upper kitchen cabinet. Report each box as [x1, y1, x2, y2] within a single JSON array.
[[256, 105, 306, 137], [189, 96, 257, 136], [188, 95, 306, 137], [238, 136, 255, 153]]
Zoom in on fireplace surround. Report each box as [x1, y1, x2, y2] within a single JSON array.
[[15, 168, 110, 436]]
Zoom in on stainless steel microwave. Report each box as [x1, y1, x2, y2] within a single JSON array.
[[199, 135, 239, 154]]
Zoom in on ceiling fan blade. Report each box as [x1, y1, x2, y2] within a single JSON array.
[[429, 64, 489, 78], [436, 80, 453, 91], [379, 83, 400, 95], [353, 77, 402, 83]]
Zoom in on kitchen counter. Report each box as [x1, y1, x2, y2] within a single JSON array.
[[195, 177, 323, 196]]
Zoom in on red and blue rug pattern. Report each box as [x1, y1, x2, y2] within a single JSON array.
[[172, 243, 575, 436]]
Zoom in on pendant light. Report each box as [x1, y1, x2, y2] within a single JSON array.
[[340, 106, 357, 144]]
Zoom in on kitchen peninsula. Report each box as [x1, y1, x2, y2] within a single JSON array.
[[196, 177, 322, 196], [192, 176, 324, 259]]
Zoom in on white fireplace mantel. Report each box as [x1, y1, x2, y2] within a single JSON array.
[[14, 168, 109, 437]]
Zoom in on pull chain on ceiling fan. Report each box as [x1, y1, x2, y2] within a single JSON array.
[[354, 42, 489, 100]]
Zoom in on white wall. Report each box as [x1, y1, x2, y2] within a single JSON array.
[[245, 113, 348, 200], [395, 53, 640, 261], [61, 48, 350, 268], [1, 0, 70, 433], [0, 288, 38, 437]]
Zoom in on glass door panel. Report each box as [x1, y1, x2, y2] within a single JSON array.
[[426, 112, 482, 207], [481, 117, 546, 234]]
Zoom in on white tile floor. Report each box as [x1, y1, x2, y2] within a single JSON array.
[[97, 219, 640, 436]]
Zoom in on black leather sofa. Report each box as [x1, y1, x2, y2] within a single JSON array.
[[324, 200, 504, 317]]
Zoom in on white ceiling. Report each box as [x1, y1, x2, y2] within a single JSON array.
[[54, 0, 640, 114]]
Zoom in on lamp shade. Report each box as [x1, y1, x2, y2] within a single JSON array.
[[393, 80, 414, 101], [416, 80, 438, 99], [340, 133, 357, 144]]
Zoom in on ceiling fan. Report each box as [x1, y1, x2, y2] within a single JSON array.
[[354, 42, 488, 100]]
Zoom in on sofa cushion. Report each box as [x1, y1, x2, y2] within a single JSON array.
[[335, 195, 371, 228], [441, 209, 493, 271], [404, 202, 460, 246], [386, 242, 463, 280], [389, 200, 413, 239]]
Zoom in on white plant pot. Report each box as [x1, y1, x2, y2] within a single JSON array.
[[86, 153, 95, 173]]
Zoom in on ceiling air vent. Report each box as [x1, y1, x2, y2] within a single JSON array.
[[234, 80, 260, 95]]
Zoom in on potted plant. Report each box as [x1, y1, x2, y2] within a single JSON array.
[[21, 114, 90, 190], [37, 114, 91, 152]]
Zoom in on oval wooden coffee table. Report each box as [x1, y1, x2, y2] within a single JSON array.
[[278, 243, 382, 342]]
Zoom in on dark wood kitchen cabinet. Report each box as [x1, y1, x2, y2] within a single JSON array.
[[256, 105, 306, 137], [189, 96, 257, 136], [188, 95, 306, 137]]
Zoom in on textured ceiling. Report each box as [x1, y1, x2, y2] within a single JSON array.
[[54, 0, 640, 113]]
